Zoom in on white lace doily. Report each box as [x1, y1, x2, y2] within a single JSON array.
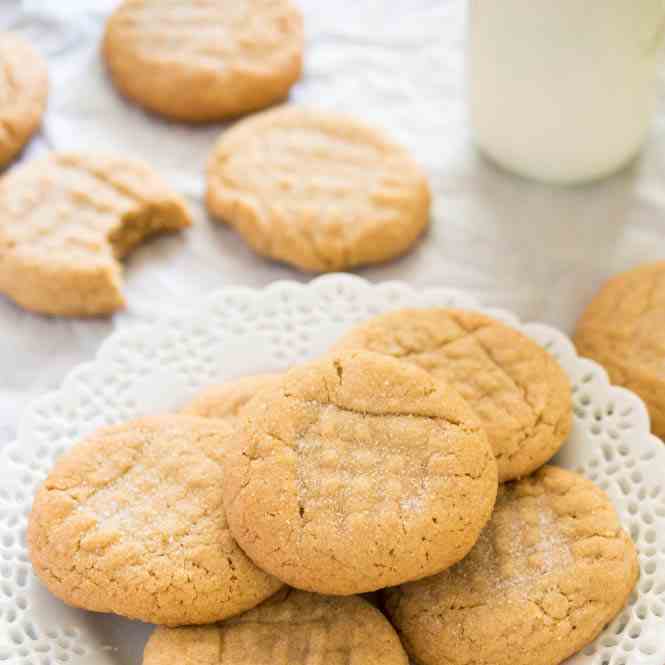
[[0, 276, 663, 665]]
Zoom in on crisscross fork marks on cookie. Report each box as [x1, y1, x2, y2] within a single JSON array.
[[143, 591, 408, 665], [113, 0, 294, 68], [334, 308, 572, 481], [0, 152, 191, 316], [104, 0, 303, 122], [28, 416, 283, 625], [293, 404, 478, 529], [206, 107, 430, 272], [461, 493, 573, 597], [385, 466, 638, 665], [223, 351, 497, 594], [223, 618, 348, 664]]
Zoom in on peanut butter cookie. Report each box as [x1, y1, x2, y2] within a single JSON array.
[[28, 416, 283, 626], [143, 589, 408, 665], [574, 262, 665, 438], [223, 350, 498, 595], [206, 106, 431, 272], [182, 374, 281, 420], [385, 466, 639, 665], [103, 0, 303, 122], [0, 152, 191, 317], [335, 308, 572, 481], [0, 32, 48, 167]]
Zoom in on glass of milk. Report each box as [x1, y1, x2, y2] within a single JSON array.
[[469, 0, 665, 185]]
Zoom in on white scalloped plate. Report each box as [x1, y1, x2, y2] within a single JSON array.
[[1, 275, 664, 665]]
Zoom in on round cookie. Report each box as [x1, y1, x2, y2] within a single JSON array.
[[143, 589, 408, 665], [223, 350, 498, 595], [103, 0, 303, 122], [0, 152, 191, 317], [28, 416, 283, 625], [574, 262, 665, 438], [335, 308, 572, 482], [384, 466, 639, 665], [0, 32, 48, 168], [206, 106, 431, 272], [182, 373, 281, 420]]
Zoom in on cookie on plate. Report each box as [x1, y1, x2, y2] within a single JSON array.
[[143, 589, 408, 665], [0, 32, 48, 168], [223, 350, 498, 595], [384, 466, 639, 665], [103, 0, 303, 122], [0, 152, 191, 317], [182, 373, 281, 420], [574, 262, 665, 438], [28, 416, 283, 626], [335, 308, 572, 482], [206, 106, 431, 272]]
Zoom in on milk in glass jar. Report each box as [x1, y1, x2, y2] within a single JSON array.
[[469, 0, 665, 184]]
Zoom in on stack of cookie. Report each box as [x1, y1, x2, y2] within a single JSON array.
[[27, 307, 639, 665]]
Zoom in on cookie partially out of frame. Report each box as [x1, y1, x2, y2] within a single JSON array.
[[222, 350, 498, 595], [0, 152, 191, 317], [0, 32, 48, 168], [574, 261, 665, 439], [143, 589, 408, 665], [28, 416, 283, 626], [206, 106, 431, 272], [335, 308, 572, 481], [103, 0, 303, 122], [385, 466, 639, 665]]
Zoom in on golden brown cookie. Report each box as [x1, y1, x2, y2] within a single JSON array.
[[28, 416, 283, 626], [223, 350, 498, 595], [0, 152, 191, 317], [103, 0, 303, 122], [0, 32, 48, 168], [384, 466, 639, 665], [574, 262, 665, 438], [206, 106, 431, 272], [143, 589, 409, 665], [335, 308, 572, 482], [182, 374, 281, 420]]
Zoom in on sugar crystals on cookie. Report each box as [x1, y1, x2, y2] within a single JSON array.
[[385, 466, 639, 665], [28, 416, 283, 625], [335, 308, 572, 481], [222, 350, 498, 594]]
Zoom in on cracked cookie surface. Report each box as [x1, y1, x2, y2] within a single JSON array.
[[384, 466, 639, 665], [334, 308, 572, 481], [182, 374, 281, 420], [143, 588, 408, 665], [28, 415, 283, 626], [103, 0, 303, 122], [222, 350, 498, 595], [0, 152, 191, 316], [0, 32, 48, 168], [574, 262, 665, 438], [206, 106, 431, 272]]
